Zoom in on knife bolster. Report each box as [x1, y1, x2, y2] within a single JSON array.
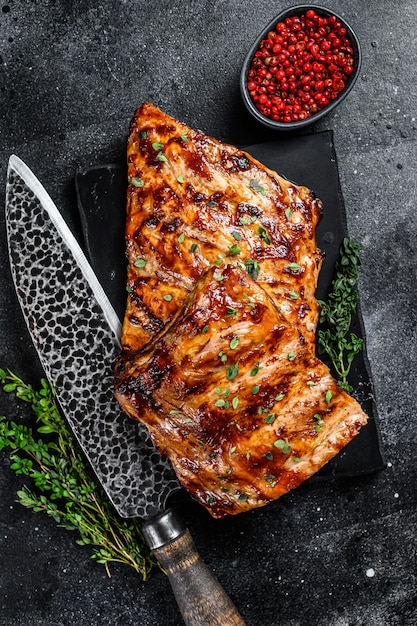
[[142, 508, 186, 550]]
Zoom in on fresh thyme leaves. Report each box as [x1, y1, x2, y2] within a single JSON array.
[[226, 363, 239, 381], [274, 438, 291, 454], [245, 259, 261, 280], [249, 179, 266, 195], [0, 370, 156, 578], [228, 243, 241, 256], [250, 361, 260, 376], [131, 177, 144, 187], [317, 238, 364, 392], [229, 337, 239, 350], [258, 226, 271, 245]]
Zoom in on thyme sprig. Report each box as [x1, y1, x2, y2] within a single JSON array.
[[317, 238, 364, 391], [0, 369, 157, 578]]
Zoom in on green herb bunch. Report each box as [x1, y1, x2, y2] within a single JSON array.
[[0, 369, 157, 578], [317, 237, 364, 391]]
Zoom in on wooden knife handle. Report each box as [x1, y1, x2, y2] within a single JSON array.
[[142, 509, 246, 626]]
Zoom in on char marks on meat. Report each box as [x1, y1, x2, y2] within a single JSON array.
[[121, 102, 324, 353], [115, 103, 367, 518]]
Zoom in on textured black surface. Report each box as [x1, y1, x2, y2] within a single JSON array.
[[1, 2, 416, 626]]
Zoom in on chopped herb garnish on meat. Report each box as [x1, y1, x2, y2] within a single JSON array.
[[250, 361, 260, 376], [251, 385, 260, 394], [226, 306, 238, 318], [206, 201, 217, 207], [156, 152, 168, 162], [230, 337, 239, 350], [232, 231, 242, 241], [265, 452, 273, 460], [139, 130, 147, 139], [214, 258, 224, 265], [228, 243, 241, 256], [218, 351, 227, 364], [245, 259, 261, 280], [134, 258, 147, 268], [313, 413, 325, 433], [152, 141, 164, 151], [232, 397, 239, 409], [285, 207, 292, 220], [202, 325, 209, 333], [177, 175, 185, 183], [249, 179, 266, 195], [289, 290, 299, 299], [238, 493, 248, 502], [227, 363, 239, 381], [265, 413, 276, 424], [275, 393, 284, 401], [163, 294, 173, 301], [178, 232, 185, 243], [258, 226, 271, 245], [180, 133, 189, 142], [274, 438, 291, 454], [215, 399, 226, 408], [288, 262, 302, 271], [325, 390, 333, 404], [131, 177, 144, 187], [190, 243, 198, 253], [288, 351, 296, 361], [243, 293, 256, 308]]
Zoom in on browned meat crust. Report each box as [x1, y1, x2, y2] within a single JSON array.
[[115, 265, 367, 518], [115, 103, 367, 518], [121, 102, 324, 354]]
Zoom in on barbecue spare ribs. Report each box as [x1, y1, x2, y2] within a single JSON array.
[[114, 102, 368, 518]]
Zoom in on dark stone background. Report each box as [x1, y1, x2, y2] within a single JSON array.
[[0, 1, 416, 625]]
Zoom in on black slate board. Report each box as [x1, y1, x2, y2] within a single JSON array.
[[75, 130, 385, 478]]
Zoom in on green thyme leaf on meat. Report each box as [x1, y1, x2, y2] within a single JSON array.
[[245, 259, 260, 280], [249, 179, 266, 195]]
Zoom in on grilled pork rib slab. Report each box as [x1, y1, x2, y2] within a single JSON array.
[[115, 265, 367, 519], [122, 102, 324, 353]]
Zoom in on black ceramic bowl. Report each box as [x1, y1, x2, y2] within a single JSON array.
[[240, 5, 362, 131]]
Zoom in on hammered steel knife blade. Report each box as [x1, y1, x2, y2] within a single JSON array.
[[5, 155, 245, 626]]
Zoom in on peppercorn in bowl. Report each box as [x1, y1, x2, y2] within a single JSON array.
[[240, 5, 361, 131]]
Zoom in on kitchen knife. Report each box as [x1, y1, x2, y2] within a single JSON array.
[[5, 155, 245, 626]]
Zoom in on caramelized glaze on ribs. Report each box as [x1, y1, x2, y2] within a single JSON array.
[[122, 102, 324, 353], [115, 265, 367, 518], [115, 103, 368, 518]]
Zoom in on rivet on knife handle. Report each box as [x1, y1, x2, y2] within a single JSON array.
[[142, 509, 246, 626]]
